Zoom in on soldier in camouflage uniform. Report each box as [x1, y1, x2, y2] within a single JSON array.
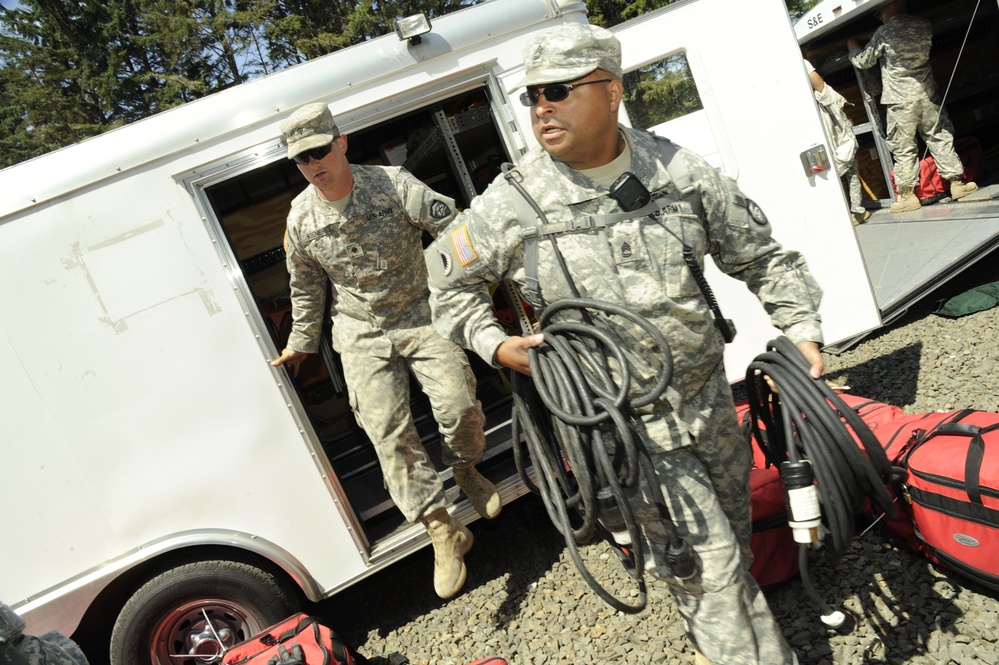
[[270, 103, 501, 600], [0, 602, 89, 664], [424, 23, 823, 665], [848, 0, 978, 212], [806, 60, 869, 225]]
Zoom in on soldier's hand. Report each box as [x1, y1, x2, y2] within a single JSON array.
[[267, 642, 305, 665], [270, 347, 310, 377], [495, 334, 545, 376], [763, 340, 823, 393], [796, 340, 824, 379]]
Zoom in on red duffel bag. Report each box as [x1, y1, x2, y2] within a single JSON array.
[[222, 613, 355, 665], [748, 465, 799, 588], [895, 409, 999, 591]]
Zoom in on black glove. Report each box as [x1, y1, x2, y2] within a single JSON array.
[[267, 642, 305, 665]]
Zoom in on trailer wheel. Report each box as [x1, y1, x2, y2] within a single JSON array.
[[109, 559, 299, 665]]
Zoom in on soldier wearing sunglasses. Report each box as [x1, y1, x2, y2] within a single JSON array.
[[271, 102, 501, 601], [426, 22, 823, 665]]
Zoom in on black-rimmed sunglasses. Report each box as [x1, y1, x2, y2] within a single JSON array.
[[519, 79, 612, 107], [291, 137, 340, 165]]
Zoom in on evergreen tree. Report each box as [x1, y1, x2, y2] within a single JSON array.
[[0, 0, 823, 169]]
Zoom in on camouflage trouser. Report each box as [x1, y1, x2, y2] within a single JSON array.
[[0, 633, 90, 665], [842, 160, 865, 214], [0, 600, 88, 665], [886, 98, 965, 188], [340, 331, 486, 523], [632, 370, 795, 665]]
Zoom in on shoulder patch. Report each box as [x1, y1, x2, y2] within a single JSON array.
[[747, 199, 768, 226], [437, 248, 453, 276], [450, 226, 478, 267], [431, 200, 452, 219]]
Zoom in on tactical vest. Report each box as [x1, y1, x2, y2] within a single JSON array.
[[503, 138, 734, 342]]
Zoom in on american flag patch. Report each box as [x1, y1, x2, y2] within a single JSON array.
[[451, 226, 478, 266]]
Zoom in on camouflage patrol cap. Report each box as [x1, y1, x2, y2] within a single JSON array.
[[517, 22, 622, 88], [280, 102, 339, 160]]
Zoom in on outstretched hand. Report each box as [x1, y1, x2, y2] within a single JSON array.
[[494, 334, 545, 376], [270, 347, 310, 377]]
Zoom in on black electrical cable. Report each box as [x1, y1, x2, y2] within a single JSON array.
[[745, 336, 899, 628], [510, 297, 696, 614]]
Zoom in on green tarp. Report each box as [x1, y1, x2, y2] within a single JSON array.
[[934, 281, 999, 318]]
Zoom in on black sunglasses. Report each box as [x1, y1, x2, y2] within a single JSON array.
[[291, 136, 340, 165], [519, 79, 612, 106]]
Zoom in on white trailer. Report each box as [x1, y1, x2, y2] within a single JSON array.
[[0, 0, 881, 663], [797, 0, 999, 335]]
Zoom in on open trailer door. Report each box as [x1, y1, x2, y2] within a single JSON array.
[[600, 0, 883, 379], [796, 0, 999, 334]]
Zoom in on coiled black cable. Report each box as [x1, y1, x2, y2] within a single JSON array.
[[745, 336, 898, 625], [510, 297, 695, 614]]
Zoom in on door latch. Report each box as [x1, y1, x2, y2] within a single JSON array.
[[800, 144, 830, 177]]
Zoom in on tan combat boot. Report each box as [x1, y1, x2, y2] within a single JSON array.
[[422, 507, 473, 599], [951, 180, 979, 200], [852, 210, 871, 226], [890, 186, 921, 213], [693, 647, 711, 665], [454, 466, 502, 519]]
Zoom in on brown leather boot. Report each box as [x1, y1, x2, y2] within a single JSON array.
[[890, 186, 920, 213], [422, 507, 473, 599], [951, 180, 979, 200], [454, 466, 502, 519]]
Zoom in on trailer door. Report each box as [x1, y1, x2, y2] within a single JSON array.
[[526, 0, 882, 379]]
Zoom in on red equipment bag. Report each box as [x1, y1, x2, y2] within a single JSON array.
[[222, 613, 355, 665], [748, 465, 799, 588], [734, 393, 905, 588], [896, 409, 999, 591], [855, 408, 973, 556], [890, 136, 987, 201]]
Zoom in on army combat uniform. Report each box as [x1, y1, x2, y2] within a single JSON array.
[[284, 164, 486, 523], [849, 13, 966, 190], [0, 602, 89, 665], [426, 127, 821, 665], [806, 60, 866, 220]]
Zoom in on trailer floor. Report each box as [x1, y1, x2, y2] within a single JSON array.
[[829, 181, 999, 352]]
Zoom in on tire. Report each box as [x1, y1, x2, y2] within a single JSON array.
[[109, 559, 299, 665]]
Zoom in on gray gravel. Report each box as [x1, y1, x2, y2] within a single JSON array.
[[318, 258, 999, 665]]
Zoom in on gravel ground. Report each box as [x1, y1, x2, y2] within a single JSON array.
[[317, 257, 999, 665]]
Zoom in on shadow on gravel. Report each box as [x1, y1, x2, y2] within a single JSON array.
[[312, 495, 567, 659], [823, 342, 923, 408], [766, 525, 970, 665]]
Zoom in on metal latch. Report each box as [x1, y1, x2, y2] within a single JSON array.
[[800, 144, 830, 177]]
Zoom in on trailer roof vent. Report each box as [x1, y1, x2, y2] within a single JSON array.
[[394, 13, 432, 45]]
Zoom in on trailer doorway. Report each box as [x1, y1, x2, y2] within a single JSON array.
[[798, 0, 999, 335], [202, 84, 520, 549]]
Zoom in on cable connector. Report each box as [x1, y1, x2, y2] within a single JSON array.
[[596, 487, 632, 545], [664, 539, 697, 580], [780, 460, 822, 543], [821, 608, 857, 635]]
